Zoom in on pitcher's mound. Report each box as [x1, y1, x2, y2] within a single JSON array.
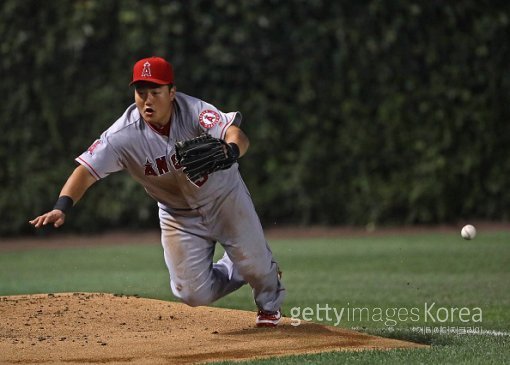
[[0, 293, 426, 364]]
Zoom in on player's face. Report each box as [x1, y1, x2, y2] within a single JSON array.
[[134, 83, 175, 126]]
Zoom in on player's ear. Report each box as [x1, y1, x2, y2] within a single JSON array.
[[168, 84, 176, 101]]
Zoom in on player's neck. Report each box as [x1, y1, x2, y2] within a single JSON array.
[[150, 120, 169, 128]]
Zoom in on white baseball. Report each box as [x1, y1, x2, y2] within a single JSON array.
[[461, 224, 476, 240]]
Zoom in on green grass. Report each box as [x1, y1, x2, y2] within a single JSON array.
[[1, 230, 509, 364], [0, 244, 172, 300]]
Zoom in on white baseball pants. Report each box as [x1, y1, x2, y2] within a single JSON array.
[[158, 184, 285, 312]]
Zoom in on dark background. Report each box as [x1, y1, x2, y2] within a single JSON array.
[[1, 0, 509, 236]]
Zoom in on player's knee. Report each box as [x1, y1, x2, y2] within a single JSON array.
[[179, 291, 213, 307], [171, 281, 214, 307]]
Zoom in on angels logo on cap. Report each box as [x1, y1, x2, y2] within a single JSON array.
[[199, 110, 220, 129], [141, 62, 152, 77]]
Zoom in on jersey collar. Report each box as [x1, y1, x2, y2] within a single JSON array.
[[145, 120, 171, 136]]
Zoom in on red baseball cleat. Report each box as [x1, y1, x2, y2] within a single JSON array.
[[256, 309, 282, 327]]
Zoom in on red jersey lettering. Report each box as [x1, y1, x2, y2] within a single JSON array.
[[155, 156, 169, 175], [144, 159, 158, 176]]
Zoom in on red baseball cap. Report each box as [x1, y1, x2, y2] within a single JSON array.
[[130, 57, 174, 86]]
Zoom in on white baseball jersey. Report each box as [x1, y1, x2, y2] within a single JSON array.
[[76, 92, 242, 210]]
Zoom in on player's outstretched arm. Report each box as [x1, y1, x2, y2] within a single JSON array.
[[29, 165, 97, 229]]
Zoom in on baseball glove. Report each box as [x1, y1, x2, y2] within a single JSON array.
[[175, 133, 240, 183]]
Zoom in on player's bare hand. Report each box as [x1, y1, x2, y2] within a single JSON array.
[[29, 210, 66, 228]]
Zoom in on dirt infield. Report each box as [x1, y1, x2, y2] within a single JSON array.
[[0, 293, 427, 364]]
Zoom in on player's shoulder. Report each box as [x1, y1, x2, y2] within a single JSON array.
[[175, 92, 242, 135]]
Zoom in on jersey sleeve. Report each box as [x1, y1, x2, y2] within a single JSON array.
[[75, 136, 124, 180], [198, 109, 242, 140]]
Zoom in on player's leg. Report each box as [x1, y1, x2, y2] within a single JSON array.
[[159, 208, 245, 307], [207, 182, 286, 315]]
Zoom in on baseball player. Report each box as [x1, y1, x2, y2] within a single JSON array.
[[29, 56, 285, 327]]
